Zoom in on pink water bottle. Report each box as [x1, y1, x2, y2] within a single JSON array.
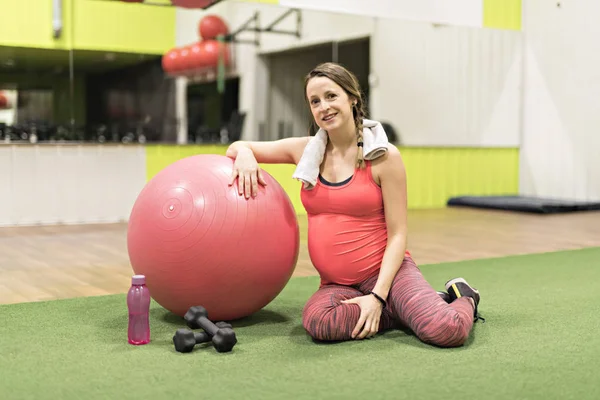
[[127, 274, 151, 345]]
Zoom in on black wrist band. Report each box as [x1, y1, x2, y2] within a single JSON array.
[[369, 291, 386, 308]]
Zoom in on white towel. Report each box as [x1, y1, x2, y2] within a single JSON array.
[[292, 118, 389, 189]]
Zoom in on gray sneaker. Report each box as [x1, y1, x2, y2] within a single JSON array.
[[445, 278, 485, 322]]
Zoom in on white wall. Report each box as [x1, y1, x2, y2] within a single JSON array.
[[235, 2, 521, 146], [176, 2, 376, 141], [226, 2, 376, 141], [175, 2, 522, 146], [278, 0, 483, 28], [370, 18, 522, 146], [0, 145, 147, 227], [519, 0, 600, 201]]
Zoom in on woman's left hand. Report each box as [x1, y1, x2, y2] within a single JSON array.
[[341, 294, 384, 339]]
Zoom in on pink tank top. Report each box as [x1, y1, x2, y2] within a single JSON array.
[[300, 161, 410, 286]]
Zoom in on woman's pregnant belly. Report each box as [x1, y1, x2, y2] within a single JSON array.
[[307, 213, 388, 285]]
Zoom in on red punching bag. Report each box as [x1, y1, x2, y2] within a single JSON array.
[[198, 40, 230, 68], [199, 15, 229, 40], [178, 46, 192, 72], [162, 48, 180, 74], [162, 47, 191, 74], [187, 42, 207, 70]]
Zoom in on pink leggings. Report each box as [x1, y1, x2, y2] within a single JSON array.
[[302, 256, 475, 348]]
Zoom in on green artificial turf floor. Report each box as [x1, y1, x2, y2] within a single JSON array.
[[1, 247, 599, 400]]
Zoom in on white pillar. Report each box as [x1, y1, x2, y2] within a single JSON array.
[[175, 76, 188, 145]]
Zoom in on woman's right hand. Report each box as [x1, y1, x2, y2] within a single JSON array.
[[228, 147, 267, 198]]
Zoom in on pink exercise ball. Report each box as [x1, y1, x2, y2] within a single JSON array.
[[127, 154, 300, 321]]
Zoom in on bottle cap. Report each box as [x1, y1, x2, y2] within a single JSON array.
[[132, 275, 146, 285]]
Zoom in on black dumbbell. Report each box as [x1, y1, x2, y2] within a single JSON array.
[[184, 306, 237, 353], [173, 322, 232, 353]]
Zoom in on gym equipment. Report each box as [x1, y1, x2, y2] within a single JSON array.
[[161, 49, 181, 74], [173, 329, 211, 353], [184, 306, 227, 329], [184, 306, 237, 352], [172, 322, 232, 353], [199, 14, 229, 40], [187, 42, 204, 69], [177, 46, 191, 72], [161, 41, 230, 76], [447, 195, 600, 214], [198, 39, 230, 67], [127, 154, 300, 321], [161, 8, 301, 79]]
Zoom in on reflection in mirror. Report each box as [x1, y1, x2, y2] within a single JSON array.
[[0, 87, 54, 144], [0, 45, 178, 144], [0, 88, 17, 126], [82, 52, 177, 144]]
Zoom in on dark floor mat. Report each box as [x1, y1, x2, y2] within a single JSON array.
[[447, 195, 600, 214]]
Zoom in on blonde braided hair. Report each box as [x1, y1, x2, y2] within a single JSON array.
[[354, 100, 366, 169], [304, 62, 368, 169]]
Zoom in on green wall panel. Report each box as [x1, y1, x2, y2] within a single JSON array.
[[483, 0, 522, 31], [0, 0, 175, 55], [145, 145, 520, 214], [400, 147, 519, 209], [0, 0, 72, 49], [72, 0, 175, 54]]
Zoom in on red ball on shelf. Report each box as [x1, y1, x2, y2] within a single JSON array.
[[199, 14, 229, 40]]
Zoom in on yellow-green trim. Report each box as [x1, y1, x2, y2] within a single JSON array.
[[145, 145, 305, 212], [145, 145, 519, 213], [0, 0, 73, 50], [72, 0, 175, 55], [483, 0, 522, 31], [145, 145, 230, 182], [400, 147, 519, 209], [0, 0, 174, 55]]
